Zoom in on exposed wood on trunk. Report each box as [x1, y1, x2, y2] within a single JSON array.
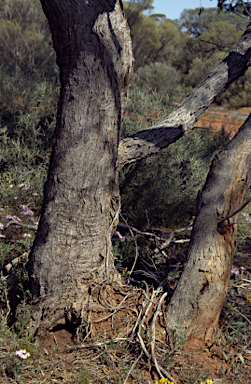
[[117, 22, 251, 169], [165, 115, 251, 344]]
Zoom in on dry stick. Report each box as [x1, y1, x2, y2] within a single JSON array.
[[150, 292, 177, 384], [76, 297, 89, 342], [120, 215, 139, 278], [118, 223, 165, 241], [233, 306, 251, 325], [106, 201, 121, 279], [118, 222, 192, 254], [173, 239, 190, 244], [131, 298, 147, 338], [1, 251, 30, 275], [218, 196, 251, 226], [123, 350, 143, 384], [4, 219, 37, 230], [137, 298, 155, 358], [242, 278, 251, 283], [137, 287, 162, 359], [142, 290, 161, 305]]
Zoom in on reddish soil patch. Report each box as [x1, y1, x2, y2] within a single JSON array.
[[194, 105, 251, 138], [38, 329, 75, 354]]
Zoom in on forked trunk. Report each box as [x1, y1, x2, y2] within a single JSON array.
[[26, 0, 251, 344], [27, 0, 133, 333], [165, 117, 251, 344]]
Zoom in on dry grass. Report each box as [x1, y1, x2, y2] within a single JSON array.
[[0, 229, 251, 384], [0, 193, 251, 384]]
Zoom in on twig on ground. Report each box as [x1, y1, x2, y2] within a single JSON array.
[[120, 215, 139, 278], [131, 298, 147, 339], [150, 292, 176, 383], [233, 306, 251, 325], [137, 287, 162, 359], [4, 219, 37, 230], [117, 221, 192, 256], [123, 350, 143, 384], [1, 251, 30, 276]]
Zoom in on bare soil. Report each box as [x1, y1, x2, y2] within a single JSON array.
[[194, 104, 251, 138]]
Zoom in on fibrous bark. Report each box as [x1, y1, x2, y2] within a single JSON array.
[[27, 0, 133, 334]]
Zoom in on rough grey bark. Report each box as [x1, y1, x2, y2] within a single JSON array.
[[165, 116, 251, 343], [27, 0, 133, 333], [118, 22, 251, 169]]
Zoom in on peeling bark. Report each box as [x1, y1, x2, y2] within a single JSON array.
[[165, 116, 251, 343]]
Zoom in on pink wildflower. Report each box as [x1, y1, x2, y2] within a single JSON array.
[[6, 215, 14, 220], [22, 233, 31, 238], [114, 230, 125, 239], [15, 350, 30, 359], [13, 215, 22, 222], [231, 267, 239, 275]]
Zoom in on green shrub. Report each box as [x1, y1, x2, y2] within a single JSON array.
[[132, 62, 182, 97], [120, 86, 230, 228]]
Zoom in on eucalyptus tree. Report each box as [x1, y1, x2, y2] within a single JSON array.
[[27, 0, 251, 345]]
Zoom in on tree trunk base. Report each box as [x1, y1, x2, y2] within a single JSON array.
[[24, 276, 139, 338]]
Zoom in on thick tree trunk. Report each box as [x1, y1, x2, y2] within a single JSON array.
[[27, 0, 133, 333], [165, 116, 251, 344]]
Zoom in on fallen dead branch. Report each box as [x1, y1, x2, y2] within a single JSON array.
[[0, 251, 30, 276]]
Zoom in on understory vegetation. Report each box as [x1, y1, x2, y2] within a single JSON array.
[[0, 0, 251, 383]]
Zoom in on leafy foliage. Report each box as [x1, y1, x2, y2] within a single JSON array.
[[0, 0, 55, 78], [124, 1, 181, 70], [132, 62, 181, 96], [120, 87, 230, 228], [179, 7, 249, 37]]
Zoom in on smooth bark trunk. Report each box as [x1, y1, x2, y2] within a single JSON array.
[[27, 0, 133, 333]]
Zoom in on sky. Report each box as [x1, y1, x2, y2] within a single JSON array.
[[152, 0, 218, 20]]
